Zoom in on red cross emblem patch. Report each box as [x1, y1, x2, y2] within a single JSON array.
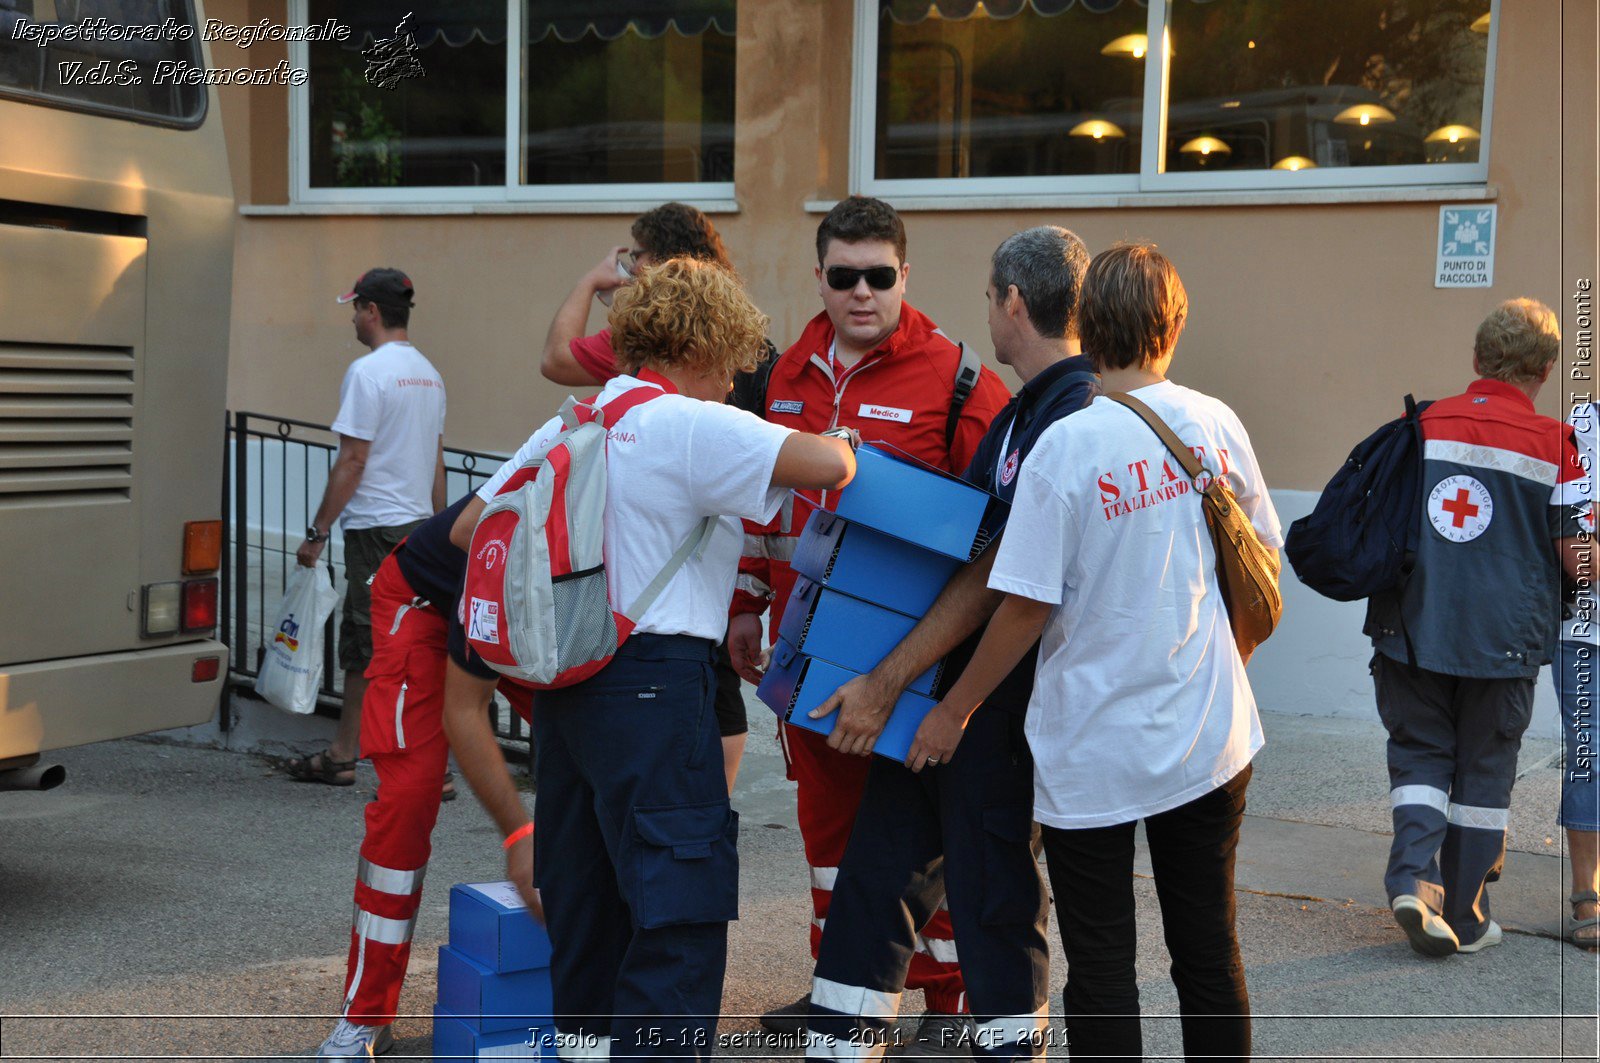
[[1001, 449, 1020, 487], [1427, 475, 1493, 543]]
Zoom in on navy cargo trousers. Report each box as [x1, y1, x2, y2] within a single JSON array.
[[1372, 652, 1534, 945], [531, 634, 735, 1061], [807, 704, 1050, 1062]]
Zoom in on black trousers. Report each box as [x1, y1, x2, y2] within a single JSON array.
[[1039, 765, 1252, 1063]]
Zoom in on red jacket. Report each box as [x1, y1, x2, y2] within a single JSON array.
[[735, 302, 1011, 633]]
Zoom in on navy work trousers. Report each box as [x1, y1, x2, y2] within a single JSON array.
[[1039, 764, 1253, 1063], [531, 634, 735, 1062], [808, 704, 1050, 1062], [1372, 652, 1533, 944]]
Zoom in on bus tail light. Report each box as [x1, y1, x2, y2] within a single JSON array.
[[182, 578, 218, 633], [184, 520, 222, 574], [142, 582, 181, 637]]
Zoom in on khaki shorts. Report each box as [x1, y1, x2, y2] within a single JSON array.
[[339, 520, 424, 673]]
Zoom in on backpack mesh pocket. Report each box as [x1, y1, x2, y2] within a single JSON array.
[[550, 566, 618, 672]]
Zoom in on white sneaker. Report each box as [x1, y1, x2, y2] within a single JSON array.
[[1392, 894, 1459, 957], [317, 1019, 394, 1060], [1457, 920, 1504, 954]]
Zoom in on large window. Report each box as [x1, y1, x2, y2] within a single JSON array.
[[292, 0, 736, 203], [0, 0, 206, 127], [857, 0, 1497, 197]]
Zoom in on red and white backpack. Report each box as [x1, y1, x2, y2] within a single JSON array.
[[461, 382, 713, 689]]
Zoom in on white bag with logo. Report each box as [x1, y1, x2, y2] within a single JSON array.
[[254, 561, 340, 715]]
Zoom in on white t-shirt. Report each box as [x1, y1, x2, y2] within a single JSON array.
[[1562, 402, 1597, 645], [332, 341, 447, 531], [478, 376, 795, 640], [988, 380, 1283, 830]]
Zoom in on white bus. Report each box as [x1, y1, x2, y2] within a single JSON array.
[[0, 0, 232, 791]]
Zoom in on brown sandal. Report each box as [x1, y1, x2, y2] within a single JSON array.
[[283, 750, 356, 786]]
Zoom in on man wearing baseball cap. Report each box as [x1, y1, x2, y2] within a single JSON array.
[[285, 267, 448, 788]]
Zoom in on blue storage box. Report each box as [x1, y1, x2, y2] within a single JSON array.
[[438, 944, 553, 1033], [758, 639, 937, 762], [776, 576, 941, 697], [432, 1004, 556, 1060], [791, 510, 961, 618], [827, 445, 996, 562], [449, 882, 552, 974]]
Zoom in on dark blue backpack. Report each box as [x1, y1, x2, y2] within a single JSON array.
[[1285, 395, 1432, 602]]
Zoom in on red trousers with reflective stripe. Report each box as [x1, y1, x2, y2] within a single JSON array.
[[785, 722, 967, 1014], [343, 555, 450, 1026]]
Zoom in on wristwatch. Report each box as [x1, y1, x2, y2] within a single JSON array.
[[306, 526, 329, 544]]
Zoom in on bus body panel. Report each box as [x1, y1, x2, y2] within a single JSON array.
[[0, 11, 235, 756]]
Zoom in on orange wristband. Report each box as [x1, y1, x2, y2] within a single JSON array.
[[502, 822, 534, 850]]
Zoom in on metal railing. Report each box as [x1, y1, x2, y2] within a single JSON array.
[[222, 410, 532, 752]]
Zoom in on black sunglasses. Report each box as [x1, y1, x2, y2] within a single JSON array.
[[825, 265, 899, 291]]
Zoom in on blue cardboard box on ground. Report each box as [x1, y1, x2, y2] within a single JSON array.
[[776, 576, 941, 697], [758, 639, 936, 762], [432, 1003, 556, 1060], [449, 882, 552, 974], [828, 445, 995, 562], [791, 510, 961, 618], [437, 944, 554, 1033]]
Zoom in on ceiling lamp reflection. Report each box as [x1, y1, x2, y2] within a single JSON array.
[[1334, 104, 1397, 127], [1471, 12, 1491, 32], [1101, 33, 1148, 59], [1425, 124, 1481, 145], [1272, 156, 1317, 171], [1069, 119, 1126, 140], [1179, 136, 1231, 157]]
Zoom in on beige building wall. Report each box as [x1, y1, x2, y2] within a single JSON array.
[[210, 0, 1598, 490]]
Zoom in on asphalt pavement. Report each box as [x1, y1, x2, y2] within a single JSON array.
[[0, 697, 1596, 1062]]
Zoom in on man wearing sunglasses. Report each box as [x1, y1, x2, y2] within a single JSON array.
[[729, 196, 1010, 1048]]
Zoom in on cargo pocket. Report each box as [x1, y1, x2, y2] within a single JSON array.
[[979, 804, 1043, 927], [358, 654, 408, 758], [1497, 678, 1536, 740], [631, 801, 740, 929]]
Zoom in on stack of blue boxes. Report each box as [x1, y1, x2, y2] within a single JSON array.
[[758, 445, 1001, 761], [433, 881, 557, 1060]]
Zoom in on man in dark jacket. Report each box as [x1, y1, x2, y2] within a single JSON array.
[[802, 227, 1099, 1061], [1369, 298, 1587, 957]]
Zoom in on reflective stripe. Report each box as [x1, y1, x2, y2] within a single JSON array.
[[736, 574, 772, 599], [555, 1032, 611, 1062], [395, 682, 407, 750], [811, 975, 903, 1022], [1425, 439, 1559, 486], [742, 533, 767, 558], [342, 934, 368, 1015], [974, 1006, 1047, 1049], [358, 856, 425, 896], [914, 934, 960, 964], [812, 917, 827, 932], [768, 535, 798, 563], [352, 906, 417, 946], [811, 865, 839, 892], [1448, 802, 1510, 831], [1391, 785, 1449, 815], [805, 1030, 873, 1063]]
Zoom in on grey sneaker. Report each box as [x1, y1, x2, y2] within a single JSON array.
[[759, 994, 810, 1037], [1392, 894, 1459, 957], [316, 1018, 394, 1060], [1457, 920, 1503, 954], [905, 1012, 975, 1059]]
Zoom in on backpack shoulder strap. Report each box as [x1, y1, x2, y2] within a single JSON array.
[[1106, 392, 1207, 479], [945, 342, 982, 450], [623, 517, 717, 623]]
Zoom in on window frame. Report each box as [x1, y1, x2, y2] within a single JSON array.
[[286, 0, 737, 206], [850, 0, 1497, 200]]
